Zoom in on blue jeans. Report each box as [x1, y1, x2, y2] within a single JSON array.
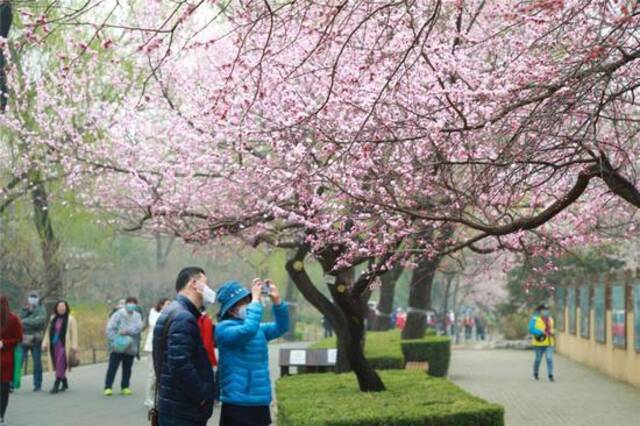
[[22, 344, 43, 389], [533, 346, 554, 377]]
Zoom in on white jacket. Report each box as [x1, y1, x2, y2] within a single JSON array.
[[143, 308, 161, 353]]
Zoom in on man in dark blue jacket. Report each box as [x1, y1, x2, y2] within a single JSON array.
[[153, 267, 215, 426]]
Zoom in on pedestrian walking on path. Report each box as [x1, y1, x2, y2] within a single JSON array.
[[144, 297, 170, 409], [42, 300, 78, 394], [152, 267, 217, 426], [0, 294, 23, 424], [529, 303, 555, 382], [104, 297, 143, 396], [216, 279, 289, 426], [18, 291, 46, 392]]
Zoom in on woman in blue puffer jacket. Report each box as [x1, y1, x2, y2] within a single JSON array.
[[215, 279, 289, 426]]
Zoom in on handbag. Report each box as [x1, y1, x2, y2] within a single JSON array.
[[69, 349, 81, 368], [112, 334, 134, 354], [148, 313, 174, 426], [22, 331, 44, 347]]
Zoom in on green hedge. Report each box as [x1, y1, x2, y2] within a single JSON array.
[[310, 330, 404, 370], [311, 330, 451, 373], [401, 336, 452, 377], [498, 312, 529, 340], [277, 370, 504, 426]]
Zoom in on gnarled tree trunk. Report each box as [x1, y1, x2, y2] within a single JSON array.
[[31, 179, 64, 313], [372, 265, 403, 331], [329, 269, 385, 392], [282, 272, 298, 341], [439, 272, 455, 333], [402, 255, 441, 339], [285, 248, 351, 371], [285, 245, 386, 391], [155, 233, 175, 268]]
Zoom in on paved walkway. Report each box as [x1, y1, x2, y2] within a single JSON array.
[[7, 343, 307, 426], [9, 345, 640, 425], [449, 349, 640, 426]]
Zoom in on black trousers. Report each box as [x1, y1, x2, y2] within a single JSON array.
[[158, 413, 207, 426], [104, 352, 134, 389], [1, 381, 10, 418], [220, 403, 271, 426]]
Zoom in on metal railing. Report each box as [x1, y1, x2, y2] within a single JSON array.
[[20, 346, 110, 375]]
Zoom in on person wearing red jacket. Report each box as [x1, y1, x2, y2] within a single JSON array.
[[197, 309, 218, 368], [0, 294, 23, 424], [198, 308, 219, 404]]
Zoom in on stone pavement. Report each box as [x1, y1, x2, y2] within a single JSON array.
[[8, 342, 307, 426], [11, 344, 640, 425], [449, 349, 640, 426]]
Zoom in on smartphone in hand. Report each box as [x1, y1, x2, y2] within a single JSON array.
[[261, 279, 272, 295]]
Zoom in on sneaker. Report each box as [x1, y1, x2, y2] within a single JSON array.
[[534, 374, 539, 381], [104, 388, 113, 396], [549, 375, 555, 382], [33, 386, 41, 392], [121, 388, 133, 396]]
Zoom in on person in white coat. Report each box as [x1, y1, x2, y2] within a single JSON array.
[[143, 298, 170, 408]]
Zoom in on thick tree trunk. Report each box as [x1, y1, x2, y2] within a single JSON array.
[[372, 265, 403, 331], [155, 233, 175, 268], [285, 248, 351, 371], [440, 274, 453, 333], [402, 256, 441, 340], [285, 246, 386, 391], [329, 269, 385, 392], [345, 319, 385, 391], [283, 273, 298, 341], [452, 277, 461, 315], [31, 179, 63, 312]]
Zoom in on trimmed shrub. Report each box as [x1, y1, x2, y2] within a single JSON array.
[[310, 330, 404, 370], [311, 330, 451, 372], [277, 369, 504, 426], [425, 327, 438, 336], [401, 336, 452, 377], [499, 312, 529, 340]]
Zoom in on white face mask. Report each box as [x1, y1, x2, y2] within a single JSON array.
[[28, 297, 39, 306], [202, 285, 217, 305], [235, 305, 247, 320]]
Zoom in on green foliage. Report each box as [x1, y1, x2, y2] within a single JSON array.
[[499, 247, 623, 315], [498, 312, 530, 340], [70, 302, 111, 349], [401, 336, 451, 377], [366, 355, 405, 371], [311, 330, 451, 373], [310, 330, 404, 370], [2, 187, 321, 327], [276, 370, 504, 426]]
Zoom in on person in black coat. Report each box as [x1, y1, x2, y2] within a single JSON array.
[[153, 267, 216, 426]]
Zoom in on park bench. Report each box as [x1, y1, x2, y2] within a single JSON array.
[[279, 348, 337, 377]]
